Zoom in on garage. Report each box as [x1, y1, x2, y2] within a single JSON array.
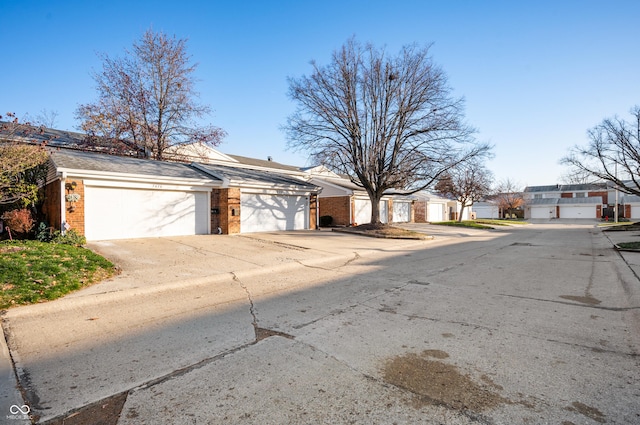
[[241, 192, 309, 233], [84, 184, 210, 240], [428, 203, 445, 222], [393, 200, 411, 223], [529, 206, 555, 219], [559, 205, 596, 219], [558, 197, 600, 219], [354, 198, 389, 225]]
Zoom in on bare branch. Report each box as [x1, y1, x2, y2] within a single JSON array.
[[76, 28, 225, 160], [286, 38, 491, 223]]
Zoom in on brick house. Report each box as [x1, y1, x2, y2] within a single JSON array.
[[41, 148, 319, 240]]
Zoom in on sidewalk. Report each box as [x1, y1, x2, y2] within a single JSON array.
[[0, 322, 30, 424]]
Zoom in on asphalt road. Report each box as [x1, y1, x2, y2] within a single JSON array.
[[2, 222, 639, 424]]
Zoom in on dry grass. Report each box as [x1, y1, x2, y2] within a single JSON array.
[[333, 223, 428, 239]]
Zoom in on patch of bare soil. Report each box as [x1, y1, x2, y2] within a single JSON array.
[[335, 223, 427, 239], [565, 401, 606, 423], [382, 350, 509, 412], [42, 392, 127, 425], [0, 245, 25, 253]]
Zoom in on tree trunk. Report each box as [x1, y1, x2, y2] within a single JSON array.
[[369, 193, 383, 225], [458, 204, 466, 222]]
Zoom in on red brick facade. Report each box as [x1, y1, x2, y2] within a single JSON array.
[[319, 196, 352, 226], [211, 188, 242, 234], [42, 178, 85, 235], [309, 194, 318, 230], [414, 200, 427, 223], [64, 180, 85, 235]]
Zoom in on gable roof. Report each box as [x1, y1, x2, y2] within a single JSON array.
[[527, 196, 603, 206], [192, 162, 318, 191], [1, 122, 143, 156], [227, 154, 303, 173], [524, 183, 608, 193], [48, 148, 219, 183]]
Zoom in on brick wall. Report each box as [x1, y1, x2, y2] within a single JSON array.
[[64, 180, 85, 235], [211, 188, 241, 234], [414, 200, 427, 223], [319, 196, 351, 226], [588, 191, 609, 205], [309, 194, 318, 230]]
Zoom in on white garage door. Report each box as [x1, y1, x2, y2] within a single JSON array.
[[530, 206, 555, 219], [428, 203, 444, 222], [393, 201, 411, 223], [241, 193, 308, 233], [559, 205, 595, 219], [354, 199, 388, 224], [84, 186, 209, 240]]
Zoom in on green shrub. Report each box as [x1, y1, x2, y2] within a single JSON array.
[[35, 222, 54, 242], [52, 229, 87, 246]]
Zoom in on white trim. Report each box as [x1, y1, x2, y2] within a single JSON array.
[[81, 179, 213, 192], [240, 187, 314, 197], [56, 167, 219, 188]]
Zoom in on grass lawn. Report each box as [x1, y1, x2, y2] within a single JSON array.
[[476, 219, 528, 226], [0, 240, 115, 309], [616, 241, 640, 250], [334, 223, 428, 239]]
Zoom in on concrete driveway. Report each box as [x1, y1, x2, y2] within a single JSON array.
[[2, 223, 639, 424]]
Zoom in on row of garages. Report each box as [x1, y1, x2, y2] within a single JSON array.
[[43, 148, 441, 241], [525, 197, 604, 219]]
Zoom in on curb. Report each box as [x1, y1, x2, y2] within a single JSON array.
[[0, 317, 31, 424]]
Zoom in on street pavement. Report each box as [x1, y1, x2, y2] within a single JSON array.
[[1, 222, 639, 424]]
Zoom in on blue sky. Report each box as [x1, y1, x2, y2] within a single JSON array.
[[2, 0, 639, 186]]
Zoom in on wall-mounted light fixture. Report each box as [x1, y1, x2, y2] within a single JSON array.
[[65, 181, 78, 191]]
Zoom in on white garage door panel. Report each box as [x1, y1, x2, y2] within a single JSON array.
[[560, 206, 595, 219], [85, 187, 208, 240], [530, 206, 554, 219], [354, 199, 371, 225], [428, 203, 444, 222], [241, 194, 308, 233], [393, 201, 411, 223], [354, 199, 388, 224]]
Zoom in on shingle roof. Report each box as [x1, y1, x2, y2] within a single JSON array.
[[49, 148, 219, 181], [527, 197, 603, 206], [227, 154, 303, 173], [558, 196, 602, 205], [1, 122, 142, 156], [194, 162, 317, 190], [524, 183, 607, 193]]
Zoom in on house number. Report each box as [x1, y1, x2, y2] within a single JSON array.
[[152, 184, 163, 189]]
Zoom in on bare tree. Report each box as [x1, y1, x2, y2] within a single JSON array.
[[493, 178, 524, 219], [77, 28, 225, 161], [562, 107, 640, 196], [286, 38, 491, 224], [435, 160, 493, 221], [0, 113, 49, 207]]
